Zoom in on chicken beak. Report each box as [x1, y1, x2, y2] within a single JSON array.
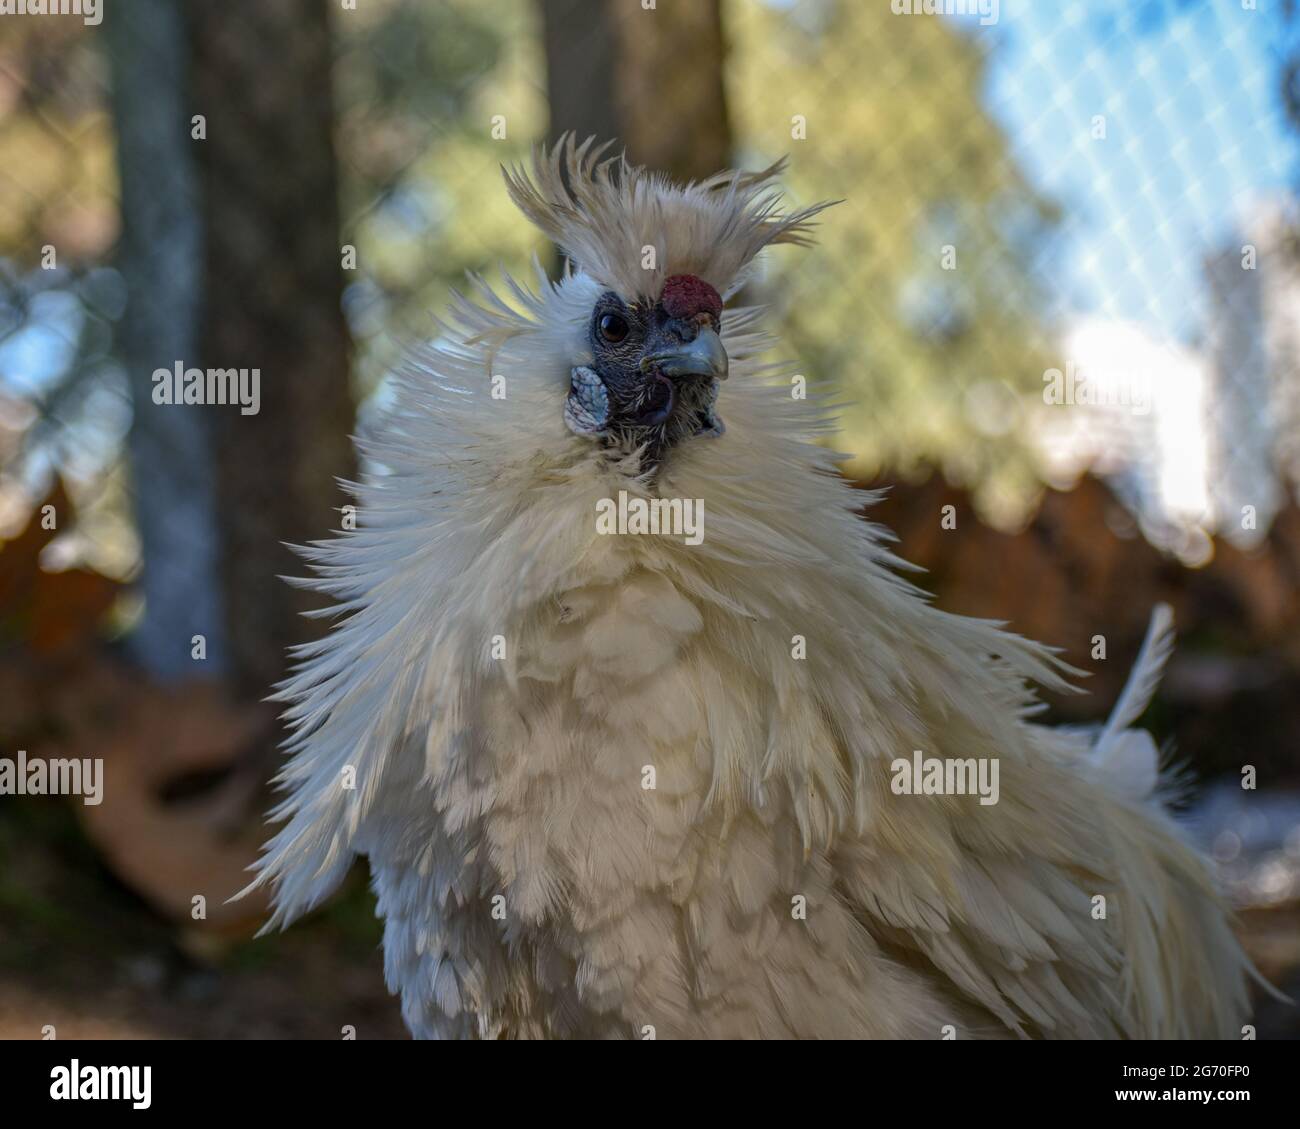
[[641, 327, 729, 381]]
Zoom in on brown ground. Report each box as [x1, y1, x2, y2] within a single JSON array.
[[0, 798, 406, 1040]]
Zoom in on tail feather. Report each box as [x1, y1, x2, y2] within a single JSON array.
[[1091, 604, 1175, 800]]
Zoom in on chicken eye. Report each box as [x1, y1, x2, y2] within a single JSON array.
[[598, 313, 629, 343]]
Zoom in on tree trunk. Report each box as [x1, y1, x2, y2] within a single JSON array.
[[540, 0, 622, 155], [611, 0, 732, 182], [107, 0, 227, 681], [540, 0, 732, 180], [188, 0, 355, 700]]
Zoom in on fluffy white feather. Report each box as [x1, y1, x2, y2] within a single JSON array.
[[248, 138, 1251, 1039]]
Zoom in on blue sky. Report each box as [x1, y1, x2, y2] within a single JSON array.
[[971, 0, 1296, 343]]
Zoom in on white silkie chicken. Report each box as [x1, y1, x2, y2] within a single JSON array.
[[250, 136, 1251, 1039]]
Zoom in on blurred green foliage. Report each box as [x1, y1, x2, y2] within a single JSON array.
[[335, 0, 544, 401], [728, 0, 1061, 520]]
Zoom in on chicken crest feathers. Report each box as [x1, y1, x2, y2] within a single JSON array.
[[502, 133, 837, 300]]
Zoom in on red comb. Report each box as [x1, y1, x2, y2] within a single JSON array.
[[660, 275, 722, 320]]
